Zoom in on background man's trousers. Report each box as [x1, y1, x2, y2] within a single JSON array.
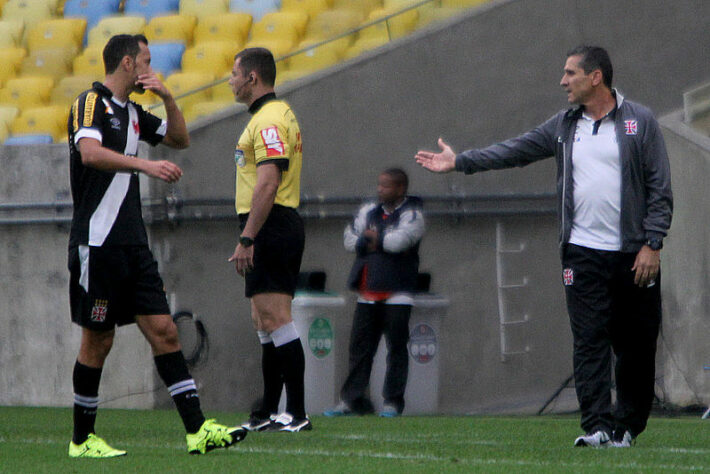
[[340, 302, 411, 414], [562, 244, 662, 436]]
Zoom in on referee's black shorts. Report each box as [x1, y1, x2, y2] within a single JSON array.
[[239, 205, 305, 298], [68, 245, 171, 331]]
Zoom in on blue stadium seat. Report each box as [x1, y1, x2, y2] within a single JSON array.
[[148, 42, 185, 77], [124, 0, 180, 21], [63, 0, 122, 35], [229, 0, 279, 22], [4, 135, 54, 145]]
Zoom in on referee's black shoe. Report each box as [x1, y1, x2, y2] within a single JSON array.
[[267, 412, 313, 432], [241, 413, 273, 432]]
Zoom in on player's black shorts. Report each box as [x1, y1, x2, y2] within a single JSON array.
[[239, 205, 305, 298], [68, 245, 170, 331]]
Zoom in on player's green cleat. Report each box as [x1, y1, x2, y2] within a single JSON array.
[[186, 419, 247, 455], [68, 433, 127, 458]]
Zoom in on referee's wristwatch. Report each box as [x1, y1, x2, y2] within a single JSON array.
[[645, 238, 663, 251], [239, 236, 254, 248]]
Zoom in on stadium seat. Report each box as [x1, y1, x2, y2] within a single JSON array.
[[144, 14, 196, 45], [88, 16, 147, 47], [251, 12, 302, 51], [194, 13, 251, 46], [183, 99, 233, 123], [228, 0, 278, 22], [261, 11, 309, 39], [130, 89, 161, 107], [179, 0, 228, 20], [0, 19, 23, 47], [63, 0, 122, 31], [1, 0, 54, 38], [0, 104, 19, 128], [332, 0, 381, 17], [287, 43, 339, 75], [20, 48, 75, 81], [73, 46, 105, 77], [344, 35, 388, 60], [0, 46, 26, 70], [295, 37, 348, 60], [305, 9, 363, 41], [243, 38, 293, 61], [366, 7, 417, 40], [182, 41, 237, 76], [147, 42, 185, 76], [0, 61, 16, 88], [0, 119, 8, 143], [124, 0, 180, 21], [442, 0, 489, 7], [10, 104, 68, 142], [0, 76, 54, 109], [164, 71, 214, 112], [4, 134, 54, 145], [51, 74, 96, 106], [208, 76, 234, 102], [27, 18, 87, 54], [280, 0, 328, 20]]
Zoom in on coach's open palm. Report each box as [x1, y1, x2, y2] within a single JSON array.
[[415, 138, 456, 173]]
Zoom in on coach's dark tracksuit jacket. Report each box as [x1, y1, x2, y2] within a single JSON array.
[[454, 90, 673, 250]]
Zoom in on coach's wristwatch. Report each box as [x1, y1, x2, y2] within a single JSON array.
[[239, 236, 254, 248], [645, 238, 663, 250]]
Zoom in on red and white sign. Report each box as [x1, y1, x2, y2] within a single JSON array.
[[260, 127, 284, 156]]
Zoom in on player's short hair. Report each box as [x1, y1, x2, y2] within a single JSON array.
[[234, 48, 276, 87], [567, 45, 613, 89], [381, 167, 409, 192], [103, 34, 148, 75]]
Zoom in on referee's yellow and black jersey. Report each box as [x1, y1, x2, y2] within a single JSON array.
[[235, 93, 302, 215], [68, 81, 167, 249]]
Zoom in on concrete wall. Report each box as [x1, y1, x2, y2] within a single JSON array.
[[2, 0, 710, 413], [658, 111, 710, 407]]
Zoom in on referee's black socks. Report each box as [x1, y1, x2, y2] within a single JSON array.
[[257, 331, 283, 417], [154, 351, 205, 434], [72, 361, 102, 444], [272, 322, 306, 419]]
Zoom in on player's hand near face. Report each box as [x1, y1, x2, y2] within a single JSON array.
[[229, 242, 254, 277], [141, 159, 183, 183], [136, 73, 171, 100], [415, 138, 457, 173]]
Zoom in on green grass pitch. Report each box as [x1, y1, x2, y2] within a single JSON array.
[[0, 407, 708, 472]]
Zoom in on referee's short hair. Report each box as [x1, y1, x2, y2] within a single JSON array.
[[234, 48, 276, 87], [103, 34, 149, 75], [382, 167, 409, 192], [567, 45, 613, 89]]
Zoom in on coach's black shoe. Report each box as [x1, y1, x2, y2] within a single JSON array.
[[574, 429, 610, 448], [265, 412, 313, 432], [611, 430, 634, 448], [241, 413, 273, 432]]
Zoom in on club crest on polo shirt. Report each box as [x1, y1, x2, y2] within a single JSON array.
[[563, 268, 574, 286], [91, 299, 108, 322], [624, 119, 638, 135], [234, 148, 245, 167], [110, 117, 121, 130]]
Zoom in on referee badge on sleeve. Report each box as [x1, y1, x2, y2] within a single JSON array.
[[234, 148, 245, 168]]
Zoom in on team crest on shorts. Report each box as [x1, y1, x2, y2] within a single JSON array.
[[91, 299, 108, 322], [563, 268, 574, 286]]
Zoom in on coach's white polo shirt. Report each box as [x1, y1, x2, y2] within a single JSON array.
[[568, 110, 622, 251]]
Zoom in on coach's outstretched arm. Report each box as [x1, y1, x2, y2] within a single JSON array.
[[415, 138, 456, 173]]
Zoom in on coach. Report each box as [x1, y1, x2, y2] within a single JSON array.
[[415, 46, 672, 448]]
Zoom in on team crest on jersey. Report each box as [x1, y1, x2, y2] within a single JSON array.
[[234, 148, 245, 167], [110, 117, 121, 130], [624, 120, 638, 135], [260, 127, 284, 157], [563, 268, 574, 286], [91, 299, 108, 322]]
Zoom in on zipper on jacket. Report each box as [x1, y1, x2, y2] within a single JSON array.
[[559, 136, 566, 246]]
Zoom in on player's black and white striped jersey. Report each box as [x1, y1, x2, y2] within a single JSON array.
[[67, 82, 166, 249]]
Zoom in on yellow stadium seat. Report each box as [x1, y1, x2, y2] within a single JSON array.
[[280, 0, 328, 20], [251, 12, 302, 48], [0, 104, 20, 127], [294, 37, 348, 60], [27, 18, 86, 53], [0, 119, 8, 142], [442, 0, 489, 7], [416, 5, 459, 27], [0, 19, 23, 47], [144, 14, 197, 45], [208, 77, 234, 102], [179, 0, 228, 20], [0, 61, 16, 88], [332, 0, 380, 17], [51, 74, 96, 106], [0, 46, 25, 69], [184, 99, 234, 123], [0, 76, 54, 108], [21, 48, 75, 80], [182, 41, 238, 76], [130, 89, 161, 107], [73, 46, 105, 77], [194, 12, 251, 46], [287, 43, 339, 74], [366, 7, 417, 40], [11, 105, 68, 142], [243, 38, 293, 60], [165, 71, 214, 112], [1, 0, 53, 39], [305, 9, 362, 41], [344, 35, 387, 59], [88, 16, 147, 47]]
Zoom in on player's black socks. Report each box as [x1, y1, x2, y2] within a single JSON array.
[[154, 351, 205, 434], [72, 361, 102, 444], [260, 339, 283, 417], [272, 333, 306, 419]]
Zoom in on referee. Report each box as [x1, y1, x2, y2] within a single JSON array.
[[67, 34, 245, 457], [227, 48, 310, 432]]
